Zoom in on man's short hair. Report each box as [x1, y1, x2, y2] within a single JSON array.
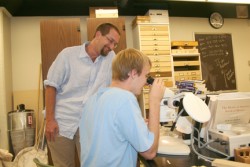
[[112, 48, 151, 81], [95, 23, 120, 36]]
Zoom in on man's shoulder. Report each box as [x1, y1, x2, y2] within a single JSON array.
[[105, 88, 134, 101], [62, 44, 83, 52]]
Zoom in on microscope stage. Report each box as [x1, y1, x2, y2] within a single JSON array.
[[157, 136, 190, 155]]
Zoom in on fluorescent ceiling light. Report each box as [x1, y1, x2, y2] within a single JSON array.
[[169, 0, 205, 1], [182, 0, 204, 1], [171, 0, 250, 3], [207, 0, 250, 3]]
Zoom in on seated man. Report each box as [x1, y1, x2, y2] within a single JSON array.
[[79, 48, 165, 167]]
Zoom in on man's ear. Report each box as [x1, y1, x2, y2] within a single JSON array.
[[128, 69, 137, 79], [95, 31, 102, 38]]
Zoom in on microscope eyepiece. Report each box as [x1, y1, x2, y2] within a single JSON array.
[[147, 76, 154, 85]]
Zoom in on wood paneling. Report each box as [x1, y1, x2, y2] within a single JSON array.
[[40, 18, 81, 167], [40, 18, 81, 82]]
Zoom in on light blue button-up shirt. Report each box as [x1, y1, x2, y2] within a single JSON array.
[[44, 42, 115, 139]]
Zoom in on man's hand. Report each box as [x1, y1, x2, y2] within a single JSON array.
[[45, 119, 59, 142], [149, 78, 165, 104]]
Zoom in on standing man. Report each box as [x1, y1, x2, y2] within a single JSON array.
[[79, 48, 165, 167], [44, 23, 120, 167]]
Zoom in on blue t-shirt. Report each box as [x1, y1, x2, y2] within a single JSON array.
[[79, 87, 154, 167]]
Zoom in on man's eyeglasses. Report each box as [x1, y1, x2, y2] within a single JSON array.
[[105, 35, 118, 49]]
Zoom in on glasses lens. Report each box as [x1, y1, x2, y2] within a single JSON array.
[[105, 36, 118, 48]]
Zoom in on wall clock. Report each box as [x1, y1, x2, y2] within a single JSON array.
[[209, 12, 224, 29]]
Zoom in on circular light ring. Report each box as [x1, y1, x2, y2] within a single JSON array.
[[183, 93, 211, 123]]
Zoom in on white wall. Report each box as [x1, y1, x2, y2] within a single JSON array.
[[0, 8, 12, 150], [11, 16, 250, 93]]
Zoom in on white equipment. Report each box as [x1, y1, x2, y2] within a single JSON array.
[[206, 92, 250, 157], [207, 125, 250, 157], [158, 89, 211, 155]]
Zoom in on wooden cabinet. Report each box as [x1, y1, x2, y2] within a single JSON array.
[[86, 18, 127, 54], [172, 53, 202, 81], [40, 18, 81, 82], [40, 18, 81, 167], [133, 23, 173, 118]]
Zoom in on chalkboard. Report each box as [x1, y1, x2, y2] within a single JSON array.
[[194, 33, 237, 91]]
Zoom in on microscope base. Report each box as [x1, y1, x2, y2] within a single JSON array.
[[157, 136, 190, 155]]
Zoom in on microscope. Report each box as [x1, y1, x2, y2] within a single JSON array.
[[147, 76, 211, 155]]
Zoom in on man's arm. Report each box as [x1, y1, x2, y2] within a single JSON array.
[[45, 85, 59, 142], [139, 78, 165, 160]]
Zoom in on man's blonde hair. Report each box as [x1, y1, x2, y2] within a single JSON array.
[[112, 48, 151, 81]]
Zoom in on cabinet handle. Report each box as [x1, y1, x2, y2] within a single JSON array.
[[154, 59, 159, 62], [154, 64, 160, 67], [154, 53, 159, 56], [155, 74, 161, 77], [154, 48, 158, 51]]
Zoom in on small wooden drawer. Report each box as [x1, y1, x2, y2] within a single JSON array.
[[140, 31, 169, 36], [175, 76, 189, 81], [150, 72, 172, 78], [140, 25, 169, 31], [175, 75, 201, 81], [152, 61, 172, 68], [141, 40, 170, 46], [141, 45, 171, 51], [150, 66, 172, 73], [173, 61, 200, 66], [140, 36, 169, 41], [148, 55, 171, 62], [142, 50, 171, 56], [174, 70, 201, 76]]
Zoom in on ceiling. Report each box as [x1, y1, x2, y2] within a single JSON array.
[[0, 0, 249, 18]]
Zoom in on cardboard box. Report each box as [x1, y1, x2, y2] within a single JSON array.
[[145, 10, 169, 23], [132, 16, 150, 28], [145, 10, 168, 16], [89, 7, 118, 18]]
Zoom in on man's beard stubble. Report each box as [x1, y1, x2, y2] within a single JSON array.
[[100, 46, 111, 57]]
